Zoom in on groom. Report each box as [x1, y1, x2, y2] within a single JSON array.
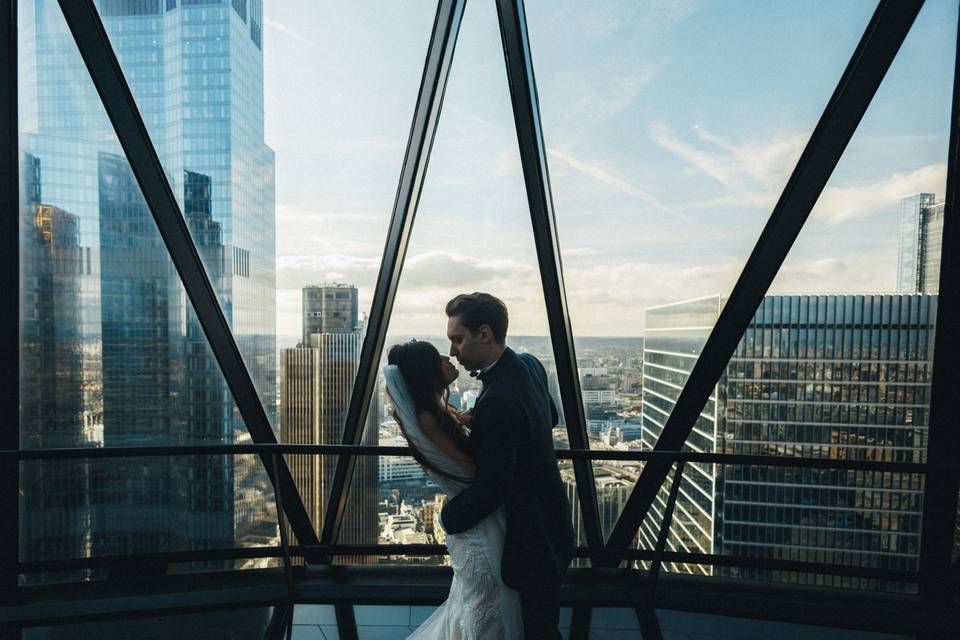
[[440, 292, 575, 639]]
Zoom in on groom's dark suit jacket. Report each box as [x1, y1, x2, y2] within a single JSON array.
[[440, 347, 575, 591]]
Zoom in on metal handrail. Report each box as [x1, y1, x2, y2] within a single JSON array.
[[1, 444, 938, 474], [10, 542, 921, 583], [7, 444, 938, 585]]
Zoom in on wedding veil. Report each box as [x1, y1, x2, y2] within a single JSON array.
[[383, 364, 472, 490]]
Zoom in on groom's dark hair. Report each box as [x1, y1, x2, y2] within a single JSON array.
[[445, 292, 509, 344]]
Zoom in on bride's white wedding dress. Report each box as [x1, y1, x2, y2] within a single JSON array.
[[384, 365, 523, 640]]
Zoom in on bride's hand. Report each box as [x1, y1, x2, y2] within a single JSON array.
[[456, 410, 473, 427]]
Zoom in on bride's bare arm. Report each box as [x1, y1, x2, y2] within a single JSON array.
[[416, 410, 476, 473]]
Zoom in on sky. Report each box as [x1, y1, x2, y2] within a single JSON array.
[[263, 0, 957, 344]]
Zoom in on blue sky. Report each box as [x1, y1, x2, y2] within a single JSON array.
[[264, 0, 956, 342]]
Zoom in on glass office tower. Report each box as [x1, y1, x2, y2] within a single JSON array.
[[639, 297, 724, 575], [641, 294, 934, 589], [897, 193, 940, 294], [19, 0, 276, 573], [920, 202, 946, 295], [722, 294, 932, 591]]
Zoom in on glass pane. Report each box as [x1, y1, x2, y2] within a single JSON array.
[[261, 2, 438, 552], [92, 1, 437, 423], [636, 0, 956, 592], [728, 0, 954, 593], [86, 0, 279, 425], [334, 0, 576, 565], [18, 0, 278, 584], [524, 0, 881, 539]]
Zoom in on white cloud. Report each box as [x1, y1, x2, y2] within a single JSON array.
[[263, 17, 322, 54], [275, 244, 902, 338], [651, 122, 808, 201], [552, 64, 660, 131], [770, 255, 895, 295], [547, 147, 683, 216], [650, 123, 948, 231], [811, 163, 947, 225], [562, 247, 599, 258]]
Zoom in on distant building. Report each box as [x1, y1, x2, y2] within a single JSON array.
[[641, 294, 934, 590], [919, 202, 945, 294], [420, 494, 446, 540], [431, 494, 448, 547], [582, 372, 617, 422], [302, 284, 359, 343], [563, 464, 637, 567], [379, 452, 428, 484], [280, 285, 378, 557], [897, 193, 944, 294], [19, 154, 99, 581]]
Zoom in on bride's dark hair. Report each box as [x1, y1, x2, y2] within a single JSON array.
[[387, 340, 471, 482]]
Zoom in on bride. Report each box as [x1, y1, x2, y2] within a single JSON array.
[[385, 340, 523, 639]]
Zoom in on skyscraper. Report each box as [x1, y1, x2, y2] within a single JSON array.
[[640, 294, 934, 589], [918, 202, 945, 295], [563, 464, 637, 568], [302, 284, 360, 343], [281, 285, 378, 556], [639, 296, 723, 575], [19, 0, 276, 569], [19, 154, 100, 583], [897, 193, 944, 294]]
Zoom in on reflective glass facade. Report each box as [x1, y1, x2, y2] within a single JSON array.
[[641, 294, 936, 589], [921, 202, 946, 295], [18, 0, 276, 577], [639, 296, 724, 573], [897, 193, 939, 294]]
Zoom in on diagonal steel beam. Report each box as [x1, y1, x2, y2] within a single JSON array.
[[319, 0, 467, 552], [263, 603, 292, 640], [335, 603, 359, 640], [1, 0, 19, 609], [495, 0, 604, 558], [635, 607, 664, 640], [648, 462, 685, 594], [55, 0, 319, 549], [918, 0, 960, 617], [604, 0, 925, 559], [569, 606, 592, 640]]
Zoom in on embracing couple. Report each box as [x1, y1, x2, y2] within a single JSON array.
[[385, 292, 575, 639]]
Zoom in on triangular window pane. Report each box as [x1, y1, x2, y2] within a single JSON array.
[[745, 0, 955, 592], [18, 0, 280, 584], [337, 0, 577, 565], [615, 0, 956, 589], [525, 0, 883, 565], [90, 1, 438, 429], [261, 3, 437, 552]]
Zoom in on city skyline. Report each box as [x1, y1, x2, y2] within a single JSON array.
[[11, 0, 956, 597]]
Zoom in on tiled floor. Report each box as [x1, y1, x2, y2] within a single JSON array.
[[290, 605, 912, 639]]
